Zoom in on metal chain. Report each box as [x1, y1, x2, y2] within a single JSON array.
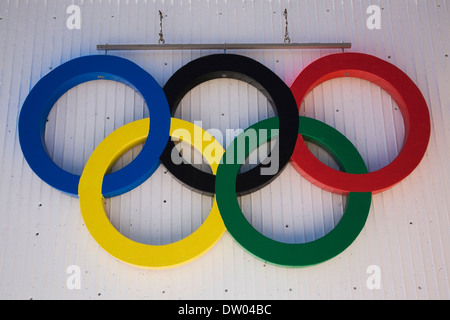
[[283, 9, 291, 44], [158, 10, 166, 45]]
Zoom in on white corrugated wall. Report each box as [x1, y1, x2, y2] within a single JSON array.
[[0, 0, 449, 300]]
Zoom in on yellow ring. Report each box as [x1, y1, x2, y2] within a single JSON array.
[[79, 118, 226, 269]]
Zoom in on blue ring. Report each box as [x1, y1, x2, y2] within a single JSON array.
[[18, 55, 171, 198]]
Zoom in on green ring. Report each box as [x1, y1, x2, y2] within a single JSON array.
[[215, 116, 372, 267]]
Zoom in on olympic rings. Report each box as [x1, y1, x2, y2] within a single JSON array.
[[18, 55, 171, 198], [18, 53, 431, 269], [159, 54, 299, 196], [78, 118, 226, 269], [290, 53, 431, 194]]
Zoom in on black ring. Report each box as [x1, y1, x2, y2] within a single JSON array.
[[159, 54, 299, 196]]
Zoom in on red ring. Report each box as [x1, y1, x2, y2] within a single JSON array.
[[290, 53, 431, 195]]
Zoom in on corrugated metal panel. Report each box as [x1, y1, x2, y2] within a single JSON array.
[[0, 0, 449, 299]]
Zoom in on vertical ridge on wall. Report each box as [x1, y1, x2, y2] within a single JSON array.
[[0, 0, 449, 300]]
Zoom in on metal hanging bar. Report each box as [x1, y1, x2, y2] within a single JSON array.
[[98, 9, 351, 53], [97, 42, 352, 52]]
